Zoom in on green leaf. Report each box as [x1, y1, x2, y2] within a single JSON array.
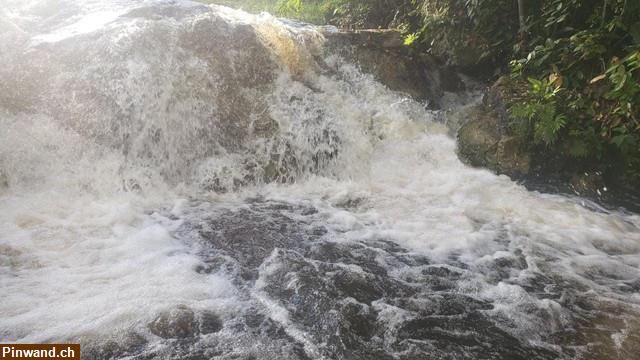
[[403, 33, 419, 46]]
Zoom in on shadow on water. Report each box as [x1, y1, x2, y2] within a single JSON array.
[[520, 176, 640, 215]]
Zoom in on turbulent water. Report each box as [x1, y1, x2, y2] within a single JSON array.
[[1, 1, 639, 359]]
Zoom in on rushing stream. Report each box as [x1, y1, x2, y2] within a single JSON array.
[[1, 1, 639, 359]]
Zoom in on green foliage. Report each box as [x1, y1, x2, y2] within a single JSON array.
[[279, 0, 303, 13], [409, 0, 519, 64], [508, 0, 640, 183], [509, 77, 566, 146], [403, 32, 419, 45]]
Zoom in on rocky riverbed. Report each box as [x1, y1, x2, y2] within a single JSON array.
[[1, 1, 639, 359]]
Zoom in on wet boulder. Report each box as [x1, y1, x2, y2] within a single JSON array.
[[149, 305, 198, 339], [457, 77, 531, 178], [82, 332, 148, 360], [457, 106, 531, 177], [321, 28, 464, 109], [148, 305, 222, 339]]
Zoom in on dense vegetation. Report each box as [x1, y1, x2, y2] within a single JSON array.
[[209, 0, 640, 186], [507, 1, 640, 186], [427, 0, 639, 187]]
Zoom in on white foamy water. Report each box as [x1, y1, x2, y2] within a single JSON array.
[[0, 0, 639, 358]]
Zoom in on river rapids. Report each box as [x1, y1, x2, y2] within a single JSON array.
[[0, 1, 639, 359]]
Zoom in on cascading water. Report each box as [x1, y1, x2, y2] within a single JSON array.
[[1, 1, 639, 359]]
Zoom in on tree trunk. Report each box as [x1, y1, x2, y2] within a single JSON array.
[[517, 0, 526, 34]]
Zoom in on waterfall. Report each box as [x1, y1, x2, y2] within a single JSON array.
[[1, 1, 639, 358]]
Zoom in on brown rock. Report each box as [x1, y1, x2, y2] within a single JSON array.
[[322, 28, 464, 107], [496, 136, 530, 175], [457, 106, 501, 169], [457, 104, 530, 177]]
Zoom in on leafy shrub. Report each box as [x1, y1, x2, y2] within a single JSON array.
[[508, 0, 640, 183]]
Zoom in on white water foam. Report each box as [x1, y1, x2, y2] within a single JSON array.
[[0, 0, 639, 356]]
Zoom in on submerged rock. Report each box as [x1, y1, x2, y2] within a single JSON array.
[[148, 305, 223, 339], [199, 311, 224, 335], [82, 332, 148, 360], [149, 305, 198, 339]]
